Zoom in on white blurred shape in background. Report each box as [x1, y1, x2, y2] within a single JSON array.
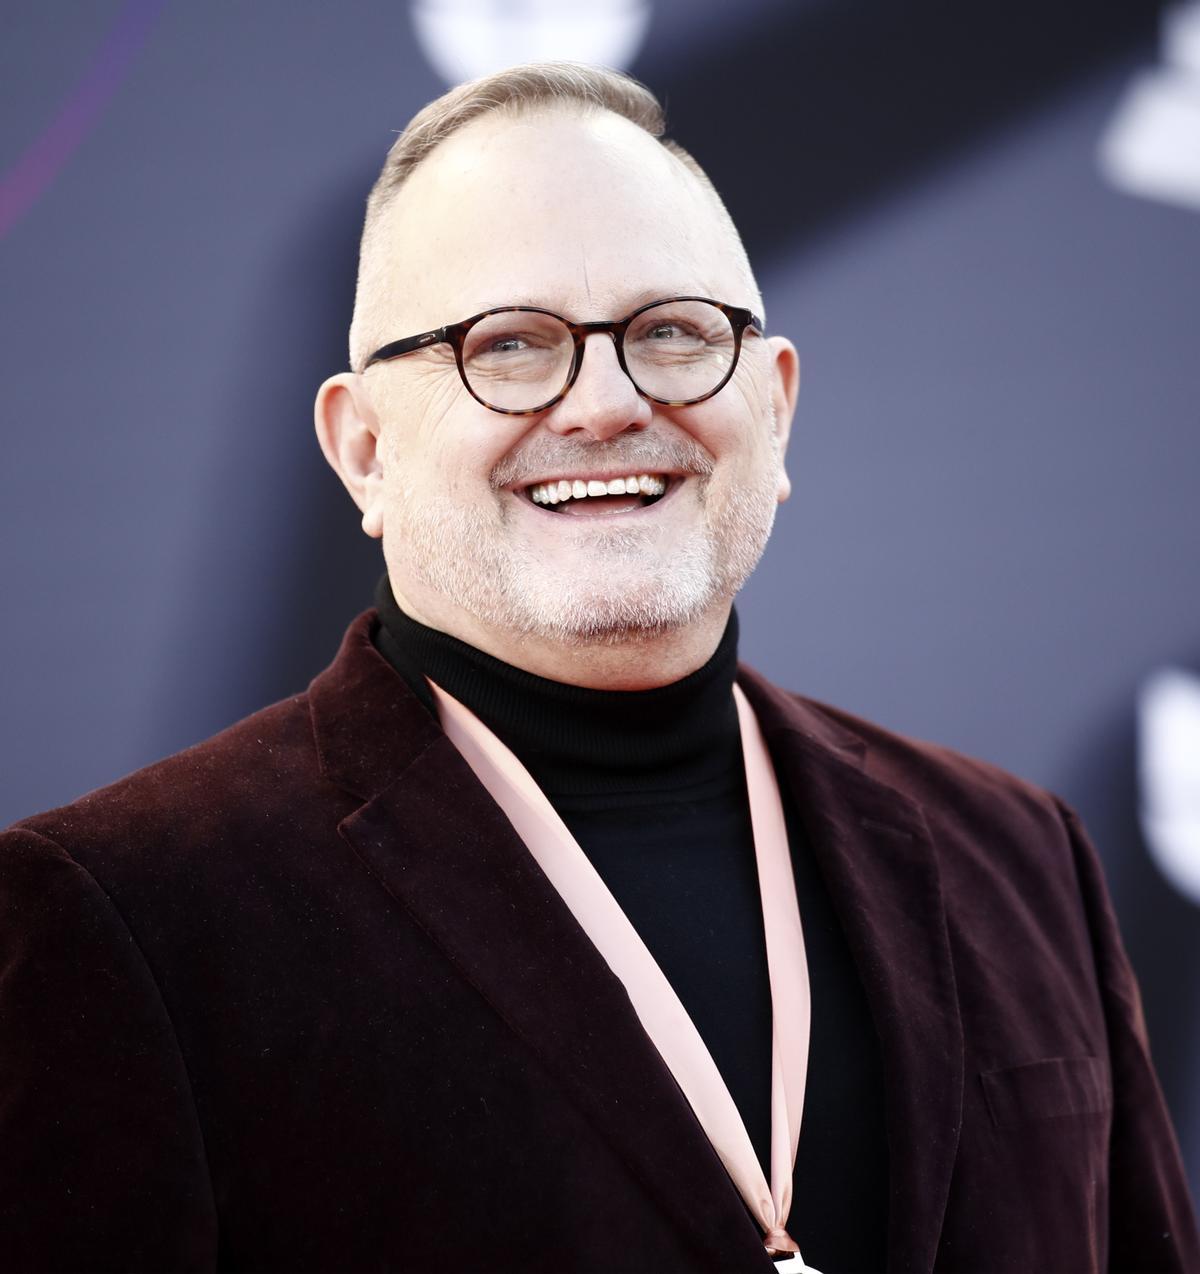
[[1139, 667, 1200, 907], [410, 0, 653, 87], [1099, 2, 1200, 213]]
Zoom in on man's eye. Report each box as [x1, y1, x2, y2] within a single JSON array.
[[489, 335, 527, 353], [633, 319, 707, 347]]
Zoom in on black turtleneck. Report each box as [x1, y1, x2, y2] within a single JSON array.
[[373, 575, 744, 798], [372, 577, 888, 1273]]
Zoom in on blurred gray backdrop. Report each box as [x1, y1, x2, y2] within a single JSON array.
[[3, 0, 1199, 1209]]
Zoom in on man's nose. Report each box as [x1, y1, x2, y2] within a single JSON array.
[[542, 332, 653, 440]]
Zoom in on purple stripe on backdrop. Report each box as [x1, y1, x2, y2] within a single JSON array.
[[0, 0, 166, 241]]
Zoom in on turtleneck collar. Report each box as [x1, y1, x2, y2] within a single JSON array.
[[371, 575, 742, 798]]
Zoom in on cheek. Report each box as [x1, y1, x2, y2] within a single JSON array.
[[678, 386, 773, 477], [379, 385, 526, 505], [723, 369, 782, 472]]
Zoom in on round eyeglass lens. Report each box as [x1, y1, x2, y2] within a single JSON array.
[[624, 300, 737, 403], [461, 310, 575, 411]]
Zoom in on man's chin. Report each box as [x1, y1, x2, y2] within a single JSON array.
[[537, 608, 692, 646], [496, 564, 722, 646]]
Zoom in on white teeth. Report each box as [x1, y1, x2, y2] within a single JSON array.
[[528, 473, 668, 506]]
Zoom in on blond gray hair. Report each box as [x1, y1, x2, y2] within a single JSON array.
[[349, 62, 752, 372]]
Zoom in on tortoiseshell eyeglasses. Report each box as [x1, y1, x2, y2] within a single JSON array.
[[363, 296, 764, 416]]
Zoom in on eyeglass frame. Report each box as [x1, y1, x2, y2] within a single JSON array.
[[362, 295, 765, 416]]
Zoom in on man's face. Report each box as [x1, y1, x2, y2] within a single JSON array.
[[357, 108, 795, 656]]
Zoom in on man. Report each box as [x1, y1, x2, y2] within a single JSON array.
[[1, 62, 1196, 1274]]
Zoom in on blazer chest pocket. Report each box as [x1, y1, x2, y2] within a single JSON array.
[[980, 1056, 1111, 1129]]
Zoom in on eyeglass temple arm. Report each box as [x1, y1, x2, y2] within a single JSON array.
[[365, 326, 451, 368]]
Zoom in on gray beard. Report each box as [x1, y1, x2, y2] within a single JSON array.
[[392, 422, 781, 645], [394, 471, 778, 646]]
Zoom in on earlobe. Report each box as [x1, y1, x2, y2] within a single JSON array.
[[314, 373, 386, 539], [766, 336, 800, 503]]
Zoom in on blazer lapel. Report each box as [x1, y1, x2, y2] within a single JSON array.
[[738, 667, 964, 1274], [310, 615, 772, 1272]]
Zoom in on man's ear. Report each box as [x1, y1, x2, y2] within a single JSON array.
[[314, 373, 385, 538], [766, 335, 800, 503]]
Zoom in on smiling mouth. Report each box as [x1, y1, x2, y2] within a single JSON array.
[[523, 473, 670, 515]]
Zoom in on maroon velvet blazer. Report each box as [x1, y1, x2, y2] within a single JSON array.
[[1, 611, 1196, 1273]]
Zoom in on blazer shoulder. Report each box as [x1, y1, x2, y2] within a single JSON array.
[[824, 694, 1051, 811], [4, 609, 436, 891], [742, 665, 1065, 839], [7, 689, 324, 867]]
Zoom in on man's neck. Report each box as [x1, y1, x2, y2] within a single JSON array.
[[387, 580, 732, 690], [371, 574, 743, 798]]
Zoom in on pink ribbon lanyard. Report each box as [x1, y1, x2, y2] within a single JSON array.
[[430, 680, 817, 1271]]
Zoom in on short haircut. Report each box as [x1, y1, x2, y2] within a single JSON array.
[[348, 61, 751, 372]]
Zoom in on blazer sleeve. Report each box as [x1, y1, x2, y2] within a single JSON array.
[[1055, 799, 1200, 1273], [0, 826, 218, 1272]]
